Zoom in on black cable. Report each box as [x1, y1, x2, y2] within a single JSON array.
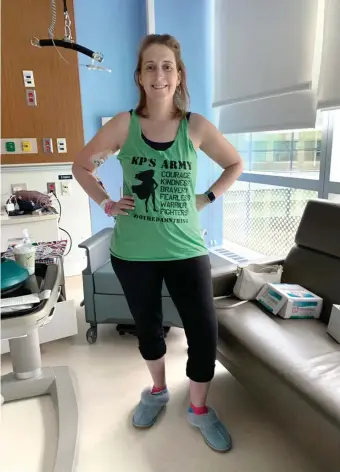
[[37, 39, 102, 61], [63, 0, 68, 13], [52, 193, 62, 223], [51, 192, 72, 256], [59, 226, 73, 256]]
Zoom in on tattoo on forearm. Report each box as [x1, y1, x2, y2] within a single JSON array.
[[91, 150, 113, 168]]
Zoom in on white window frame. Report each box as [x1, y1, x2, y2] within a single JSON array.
[[236, 111, 340, 199]]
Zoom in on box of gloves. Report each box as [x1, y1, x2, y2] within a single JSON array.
[[256, 283, 323, 319], [327, 305, 340, 343]]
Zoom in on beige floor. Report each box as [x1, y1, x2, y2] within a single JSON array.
[[1, 277, 319, 472]]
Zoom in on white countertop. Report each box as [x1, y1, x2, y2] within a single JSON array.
[[0, 212, 58, 225]]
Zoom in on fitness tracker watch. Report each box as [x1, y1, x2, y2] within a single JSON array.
[[204, 191, 216, 203]]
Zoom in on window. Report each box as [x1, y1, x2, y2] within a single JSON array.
[[223, 182, 317, 256], [273, 140, 290, 163], [223, 110, 340, 257], [227, 127, 322, 178]]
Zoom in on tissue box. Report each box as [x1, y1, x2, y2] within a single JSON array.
[[327, 305, 340, 343], [256, 283, 323, 319]]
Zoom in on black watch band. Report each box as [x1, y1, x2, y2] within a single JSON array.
[[204, 191, 216, 203]]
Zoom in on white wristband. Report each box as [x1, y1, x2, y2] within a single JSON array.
[[99, 198, 111, 210]]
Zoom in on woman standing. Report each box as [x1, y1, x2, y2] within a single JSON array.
[[73, 34, 243, 452]]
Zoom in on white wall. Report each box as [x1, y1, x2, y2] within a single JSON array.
[[1, 164, 92, 277]]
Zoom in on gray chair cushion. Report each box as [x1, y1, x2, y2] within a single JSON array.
[[295, 199, 340, 259], [216, 298, 340, 426], [93, 253, 237, 296], [93, 261, 171, 296]]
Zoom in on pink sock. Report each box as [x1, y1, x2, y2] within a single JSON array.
[[190, 403, 208, 415], [151, 385, 166, 394]]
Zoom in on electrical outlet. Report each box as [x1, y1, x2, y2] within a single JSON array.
[[47, 182, 56, 194], [57, 138, 67, 153], [26, 89, 37, 107], [22, 70, 35, 88], [11, 183, 27, 193], [22, 140, 32, 152], [61, 181, 70, 195], [42, 138, 53, 153]]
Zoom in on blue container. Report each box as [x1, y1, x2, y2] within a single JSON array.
[[1, 259, 29, 291]]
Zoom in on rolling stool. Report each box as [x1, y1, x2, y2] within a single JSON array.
[[1, 262, 78, 472]]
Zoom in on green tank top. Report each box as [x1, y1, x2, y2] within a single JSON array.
[[110, 110, 208, 261]]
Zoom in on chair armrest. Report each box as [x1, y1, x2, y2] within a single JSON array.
[[251, 255, 285, 266], [79, 227, 113, 274], [212, 268, 237, 298], [211, 255, 286, 298]]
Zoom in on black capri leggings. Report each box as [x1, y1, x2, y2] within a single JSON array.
[[110, 254, 217, 383]]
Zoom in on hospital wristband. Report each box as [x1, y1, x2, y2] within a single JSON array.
[[99, 198, 111, 210]]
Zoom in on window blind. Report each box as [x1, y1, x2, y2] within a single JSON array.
[[317, 0, 340, 110], [214, 0, 321, 133]]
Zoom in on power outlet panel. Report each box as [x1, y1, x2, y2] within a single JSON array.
[[22, 140, 32, 152], [22, 70, 35, 88], [5, 141, 16, 152], [1, 138, 38, 155], [26, 89, 37, 107], [57, 138, 67, 153], [61, 181, 70, 195], [47, 182, 56, 194], [42, 138, 53, 153]]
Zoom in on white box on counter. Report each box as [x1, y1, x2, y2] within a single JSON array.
[[256, 283, 323, 319], [327, 305, 340, 343]]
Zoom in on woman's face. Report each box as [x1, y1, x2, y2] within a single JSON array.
[[139, 44, 180, 103]]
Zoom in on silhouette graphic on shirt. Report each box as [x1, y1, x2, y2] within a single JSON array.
[[132, 170, 158, 213]]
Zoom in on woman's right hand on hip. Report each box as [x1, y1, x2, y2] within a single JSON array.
[[104, 196, 135, 216]]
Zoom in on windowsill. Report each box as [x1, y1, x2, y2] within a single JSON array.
[[242, 171, 319, 180]]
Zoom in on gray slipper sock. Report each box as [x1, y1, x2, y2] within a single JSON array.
[[132, 387, 169, 428]]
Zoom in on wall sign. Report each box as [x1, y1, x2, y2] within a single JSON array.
[[58, 174, 73, 180]]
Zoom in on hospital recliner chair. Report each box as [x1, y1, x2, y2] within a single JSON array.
[[79, 228, 240, 344]]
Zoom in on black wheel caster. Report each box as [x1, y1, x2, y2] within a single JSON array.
[[86, 326, 97, 344], [116, 324, 136, 336]]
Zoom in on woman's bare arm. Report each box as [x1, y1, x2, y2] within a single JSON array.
[[72, 112, 130, 205], [190, 114, 243, 200]]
